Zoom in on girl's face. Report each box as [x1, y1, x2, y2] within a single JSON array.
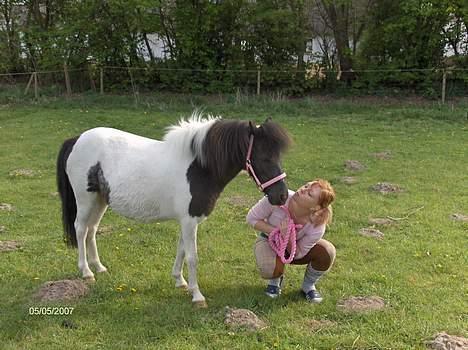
[[293, 181, 321, 210]]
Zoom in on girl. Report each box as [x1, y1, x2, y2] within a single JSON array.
[[247, 179, 336, 302]]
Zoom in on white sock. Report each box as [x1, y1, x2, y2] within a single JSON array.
[[302, 265, 325, 293], [268, 276, 282, 287]]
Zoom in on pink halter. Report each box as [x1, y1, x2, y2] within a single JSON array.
[[245, 134, 287, 191], [268, 205, 303, 264]]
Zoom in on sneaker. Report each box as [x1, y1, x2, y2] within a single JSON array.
[[303, 289, 323, 303], [265, 276, 283, 298]]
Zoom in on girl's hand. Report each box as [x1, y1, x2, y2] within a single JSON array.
[[279, 219, 289, 238]]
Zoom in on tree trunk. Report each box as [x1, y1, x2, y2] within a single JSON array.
[[324, 1, 355, 84], [143, 33, 155, 62], [158, 6, 177, 59]]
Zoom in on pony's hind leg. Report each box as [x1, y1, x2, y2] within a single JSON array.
[[86, 197, 108, 273], [75, 212, 94, 280], [74, 192, 100, 280], [172, 234, 188, 289]]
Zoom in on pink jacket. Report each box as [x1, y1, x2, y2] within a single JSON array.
[[246, 190, 326, 259]]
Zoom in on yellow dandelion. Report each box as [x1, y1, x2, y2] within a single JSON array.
[[131, 288, 137, 293]]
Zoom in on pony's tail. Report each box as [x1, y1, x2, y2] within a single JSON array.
[[57, 137, 79, 248]]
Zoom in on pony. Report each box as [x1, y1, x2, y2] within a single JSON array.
[[57, 112, 291, 307]]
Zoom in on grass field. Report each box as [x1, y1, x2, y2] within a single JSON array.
[[0, 94, 467, 349]]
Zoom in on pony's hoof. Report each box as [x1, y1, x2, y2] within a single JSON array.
[[193, 300, 208, 309], [83, 275, 96, 283], [176, 283, 188, 290], [96, 267, 108, 274]]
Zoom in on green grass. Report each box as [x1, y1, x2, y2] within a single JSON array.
[[0, 94, 467, 349]]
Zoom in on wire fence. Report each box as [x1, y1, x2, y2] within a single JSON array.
[[0, 65, 467, 104]]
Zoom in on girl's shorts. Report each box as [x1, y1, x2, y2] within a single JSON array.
[[254, 233, 277, 279]]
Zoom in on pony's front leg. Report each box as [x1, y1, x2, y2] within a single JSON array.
[[172, 234, 188, 289], [180, 218, 207, 307]]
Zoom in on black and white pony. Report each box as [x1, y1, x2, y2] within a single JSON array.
[[57, 112, 291, 307]]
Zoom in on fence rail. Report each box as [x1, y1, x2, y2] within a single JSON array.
[[1, 65, 467, 104]]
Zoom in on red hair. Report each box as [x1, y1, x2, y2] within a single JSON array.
[[309, 179, 335, 226]]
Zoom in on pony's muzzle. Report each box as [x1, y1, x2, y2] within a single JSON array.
[[265, 181, 288, 205]]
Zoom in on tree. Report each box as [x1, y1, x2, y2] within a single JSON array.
[[361, 0, 451, 68], [442, 0, 468, 57], [314, 0, 374, 81], [0, 0, 22, 72]]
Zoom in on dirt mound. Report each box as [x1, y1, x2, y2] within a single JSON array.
[[34, 279, 89, 302], [224, 307, 268, 331], [0, 240, 21, 252], [371, 182, 403, 194], [0, 203, 14, 211], [345, 160, 365, 171], [341, 176, 358, 185], [450, 213, 468, 222], [359, 228, 384, 239], [369, 218, 395, 225], [9, 169, 38, 177], [426, 332, 468, 350], [337, 296, 385, 312], [370, 151, 392, 160]]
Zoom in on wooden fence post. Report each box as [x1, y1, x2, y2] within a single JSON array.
[[24, 73, 34, 95], [100, 68, 104, 94], [257, 69, 261, 95], [88, 66, 96, 92], [64, 63, 72, 96], [33, 72, 38, 100], [128, 67, 138, 106], [441, 70, 447, 104]]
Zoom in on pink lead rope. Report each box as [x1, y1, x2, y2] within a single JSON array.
[[268, 205, 303, 264]]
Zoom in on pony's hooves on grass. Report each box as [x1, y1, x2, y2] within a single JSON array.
[[83, 276, 96, 283], [176, 283, 188, 290], [193, 300, 208, 309]]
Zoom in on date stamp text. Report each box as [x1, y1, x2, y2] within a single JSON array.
[[29, 306, 74, 316]]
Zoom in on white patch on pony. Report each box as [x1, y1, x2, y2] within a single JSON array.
[[164, 111, 219, 167]]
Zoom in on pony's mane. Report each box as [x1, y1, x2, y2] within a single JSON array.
[[202, 119, 291, 180], [163, 111, 219, 164], [164, 112, 291, 181], [202, 120, 250, 179], [259, 121, 291, 153]]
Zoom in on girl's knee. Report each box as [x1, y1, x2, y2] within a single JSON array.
[[310, 239, 336, 271], [272, 257, 285, 278]]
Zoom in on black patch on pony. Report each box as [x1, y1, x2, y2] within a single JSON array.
[[87, 162, 111, 204], [186, 161, 222, 217], [186, 119, 291, 217]]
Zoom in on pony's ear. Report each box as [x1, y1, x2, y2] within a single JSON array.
[[264, 116, 272, 123], [249, 121, 264, 136], [248, 121, 256, 135]]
